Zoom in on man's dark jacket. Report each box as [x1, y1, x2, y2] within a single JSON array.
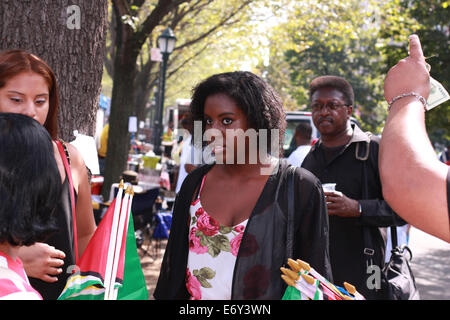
[[154, 159, 332, 300], [302, 124, 405, 299]]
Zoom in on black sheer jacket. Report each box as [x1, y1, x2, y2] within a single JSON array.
[[154, 159, 332, 300]]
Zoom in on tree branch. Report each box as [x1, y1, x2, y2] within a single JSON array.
[[175, 1, 252, 50], [133, 0, 189, 49]]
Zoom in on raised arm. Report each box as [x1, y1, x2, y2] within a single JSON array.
[[379, 34, 449, 242]]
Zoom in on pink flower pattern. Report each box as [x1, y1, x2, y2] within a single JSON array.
[[186, 268, 202, 300], [187, 202, 249, 299], [196, 211, 220, 236], [189, 227, 208, 254], [230, 233, 243, 256]]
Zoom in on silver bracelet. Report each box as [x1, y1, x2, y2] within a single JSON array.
[[387, 92, 427, 111]]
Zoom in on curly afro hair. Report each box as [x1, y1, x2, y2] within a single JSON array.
[[190, 71, 286, 156]]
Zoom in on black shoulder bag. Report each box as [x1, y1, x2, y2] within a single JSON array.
[[359, 139, 419, 300], [381, 226, 419, 300]]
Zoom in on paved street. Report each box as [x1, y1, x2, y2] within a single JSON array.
[[139, 227, 450, 300], [408, 227, 450, 300]]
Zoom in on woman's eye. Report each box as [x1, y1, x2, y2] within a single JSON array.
[[222, 118, 233, 125], [35, 99, 46, 105], [205, 119, 213, 125], [10, 97, 22, 103]]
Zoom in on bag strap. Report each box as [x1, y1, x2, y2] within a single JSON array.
[[390, 225, 398, 249], [55, 140, 79, 264], [359, 136, 399, 254], [361, 158, 376, 267], [286, 166, 296, 260]]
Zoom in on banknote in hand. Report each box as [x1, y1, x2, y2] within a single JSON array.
[[426, 77, 449, 111]]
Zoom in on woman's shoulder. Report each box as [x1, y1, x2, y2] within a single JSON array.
[[55, 140, 88, 182], [184, 164, 214, 183], [280, 160, 321, 187], [64, 142, 86, 169]]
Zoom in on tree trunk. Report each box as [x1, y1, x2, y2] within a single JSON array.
[[101, 5, 140, 200], [134, 64, 157, 125], [101, 0, 184, 199], [0, 0, 108, 141]]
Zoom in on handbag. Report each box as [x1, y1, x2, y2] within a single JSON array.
[[359, 139, 418, 300], [381, 227, 419, 300]]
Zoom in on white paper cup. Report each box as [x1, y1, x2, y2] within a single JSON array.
[[322, 183, 337, 192]]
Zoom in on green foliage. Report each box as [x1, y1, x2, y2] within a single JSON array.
[[260, 0, 395, 133], [381, 0, 449, 147], [163, 0, 276, 106], [260, 0, 448, 141]]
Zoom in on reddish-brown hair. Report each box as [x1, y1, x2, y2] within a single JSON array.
[[0, 49, 59, 139]]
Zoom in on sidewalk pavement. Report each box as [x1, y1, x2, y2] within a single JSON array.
[[408, 227, 450, 300]]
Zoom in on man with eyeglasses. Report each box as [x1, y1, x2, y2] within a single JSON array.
[[301, 75, 406, 299]]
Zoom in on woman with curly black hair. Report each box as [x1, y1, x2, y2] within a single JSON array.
[[155, 71, 332, 300], [0, 113, 61, 299]]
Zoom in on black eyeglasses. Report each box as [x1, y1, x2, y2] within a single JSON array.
[[311, 101, 349, 112]]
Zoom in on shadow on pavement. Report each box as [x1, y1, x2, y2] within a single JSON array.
[[410, 247, 450, 300]]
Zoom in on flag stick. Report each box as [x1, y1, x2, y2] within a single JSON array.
[[112, 187, 134, 300], [104, 180, 124, 300], [108, 186, 132, 300], [296, 259, 344, 298], [106, 185, 131, 300]]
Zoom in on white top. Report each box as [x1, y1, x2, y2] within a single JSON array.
[[287, 145, 312, 167], [186, 176, 248, 300]]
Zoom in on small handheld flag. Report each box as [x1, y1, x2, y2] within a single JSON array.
[[58, 181, 148, 300], [281, 258, 365, 300]]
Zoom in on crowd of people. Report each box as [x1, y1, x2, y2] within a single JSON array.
[[0, 34, 448, 300]]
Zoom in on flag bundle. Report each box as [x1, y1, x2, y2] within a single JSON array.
[[58, 181, 148, 300], [281, 258, 365, 300]]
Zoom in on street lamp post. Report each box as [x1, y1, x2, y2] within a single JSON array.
[[153, 27, 176, 156]]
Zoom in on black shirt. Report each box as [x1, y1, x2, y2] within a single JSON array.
[[302, 124, 405, 299], [29, 177, 76, 300]]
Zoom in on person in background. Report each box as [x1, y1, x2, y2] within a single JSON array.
[[155, 71, 331, 300], [0, 113, 61, 300], [97, 122, 109, 175], [380, 34, 450, 243], [175, 116, 198, 194], [301, 75, 406, 299], [287, 122, 312, 167], [0, 49, 97, 299], [438, 144, 449, 166]]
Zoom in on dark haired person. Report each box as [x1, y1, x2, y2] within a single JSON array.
[[0, 49, 96, 299], [287, 122, 312, 167], [380, 35, 450, 243], [154, 71, 332, 300], [301, 75, 406, 299], [0, 113, 61, 299]]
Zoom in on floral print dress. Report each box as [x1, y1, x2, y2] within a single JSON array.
[[186, 175, 248, 300]]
